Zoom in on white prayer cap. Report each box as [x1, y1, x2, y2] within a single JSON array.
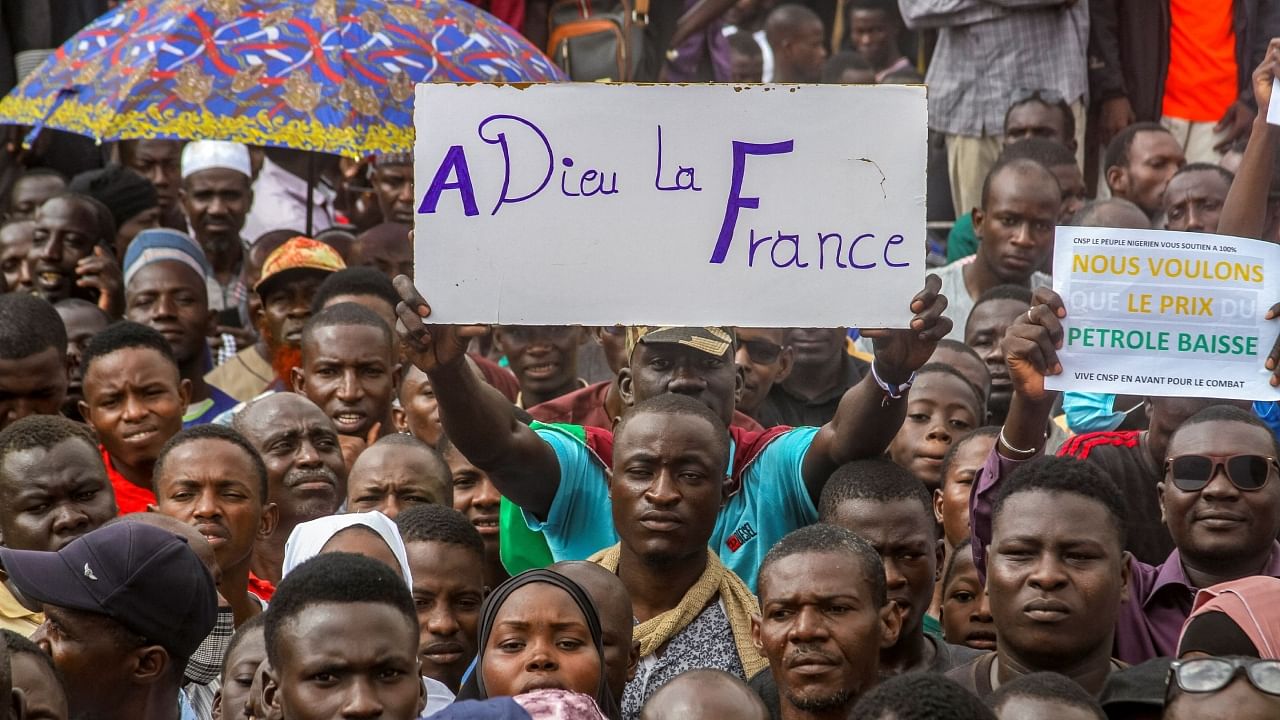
[[181, 140, 252, 179]]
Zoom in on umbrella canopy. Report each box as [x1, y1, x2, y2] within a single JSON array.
[[0, 0, 564, 158]]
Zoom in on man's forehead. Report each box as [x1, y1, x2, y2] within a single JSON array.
[[1167, 170, 1230, 197], [761, 551, 874, 598], [1170, 419, 1273, 454]]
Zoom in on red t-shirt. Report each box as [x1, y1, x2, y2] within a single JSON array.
[[1163, 0, 1238, 122], [101, 446, 156, 516]]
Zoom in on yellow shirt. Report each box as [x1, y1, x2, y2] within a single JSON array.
[[0, 581, 41, 636]]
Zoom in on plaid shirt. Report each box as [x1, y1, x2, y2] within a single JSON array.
[[901, 0, 1089, 137]]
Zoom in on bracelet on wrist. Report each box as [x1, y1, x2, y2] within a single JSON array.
[[870, 361, 916, 407], [998, 426, 1042, 458]]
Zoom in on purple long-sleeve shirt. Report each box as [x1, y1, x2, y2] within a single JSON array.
[[970, 448, 1280, 664]]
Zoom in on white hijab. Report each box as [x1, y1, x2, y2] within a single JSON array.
[[281, 511, 413, 588]]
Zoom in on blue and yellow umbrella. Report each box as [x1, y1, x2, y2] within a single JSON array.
[[0, 0, 564, 157]]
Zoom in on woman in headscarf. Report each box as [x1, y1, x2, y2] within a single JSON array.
[[281, 510, 413, 583], [1178, 576, 1280, 658], [280, 510, 456, 717], [458, 569, 621, 720]]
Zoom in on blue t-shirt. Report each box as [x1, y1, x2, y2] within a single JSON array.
[[523, 425, 820, 591]]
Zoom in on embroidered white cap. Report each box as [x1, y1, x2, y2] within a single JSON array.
[[181, 140, 252, 179]]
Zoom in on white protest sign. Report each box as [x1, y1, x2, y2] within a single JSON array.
[[1044, 226, 1280, 401], [412, 83, 926, 327], [1269, 77, 1280, 127]]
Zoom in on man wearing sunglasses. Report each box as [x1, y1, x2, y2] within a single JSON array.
[[527, 325, 766, 432], [967, 287, 1280, 665], [732, 327, 793, 424], [1165, 657, 1280, 719]]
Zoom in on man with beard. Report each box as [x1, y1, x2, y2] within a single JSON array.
[[203, 231, 295, 403], [181, 141, 254, 329], [750, 524, 900, 720], [118, 138, 187, 231], [233, 393, 347, 589], [252, 237, 346, 391], [0, 415, 118, 635], [0, 293, 68, 432]]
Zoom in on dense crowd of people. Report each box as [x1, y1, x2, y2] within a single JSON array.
[[1, 1, 1280, 719]]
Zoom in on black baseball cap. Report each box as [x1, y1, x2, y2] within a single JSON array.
[[0, 522, 217, 660]]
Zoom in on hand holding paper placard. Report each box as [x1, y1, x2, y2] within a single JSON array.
[[393, 274, 490, 374], [1045, 226, 1280, 401], [993, 287, 1066, 459], [859, 273, 953, 384]]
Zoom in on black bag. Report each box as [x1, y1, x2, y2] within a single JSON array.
[[547, 0, 651, 81]]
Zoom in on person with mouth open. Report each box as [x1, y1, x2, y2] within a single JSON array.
[[152, 423, 280, 627], [293, 301, 400, 445], [749, 524, 901, 720], [78, 321, 190, 516]]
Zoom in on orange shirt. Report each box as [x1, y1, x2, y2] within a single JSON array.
[[1163, 0, 1238, 122]]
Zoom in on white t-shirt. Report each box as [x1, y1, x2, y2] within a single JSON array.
[[934, 257, 1051, 340]]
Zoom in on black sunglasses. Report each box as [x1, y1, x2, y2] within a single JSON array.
[[1165, 454, 1278, 492], [1170, 657, 1280, 697], [740, 339, 783, 365], [1011, 88, 1066, 106]]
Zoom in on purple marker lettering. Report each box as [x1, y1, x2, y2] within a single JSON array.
[[883, 234, 910, 267], [479, 114, 553, 216], [710, 140, 794, 264], [418, 145, 479, 217]]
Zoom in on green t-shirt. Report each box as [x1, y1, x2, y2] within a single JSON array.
[[946, 213, 978, 263]]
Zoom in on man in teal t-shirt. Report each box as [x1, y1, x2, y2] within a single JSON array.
[[391, 276, 951, 590]]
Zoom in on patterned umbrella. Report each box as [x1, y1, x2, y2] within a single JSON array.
[[0, 0, 564, 158]]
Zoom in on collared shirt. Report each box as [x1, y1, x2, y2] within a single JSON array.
[[900, 0, 1088, 137], [205, 253, 249, 322], [755, 353, 869, 428], [102, 446, 156, 515], [0, 581, 41, 636], [970, 448, 1280, 665], [240, 156, 334, 244]]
